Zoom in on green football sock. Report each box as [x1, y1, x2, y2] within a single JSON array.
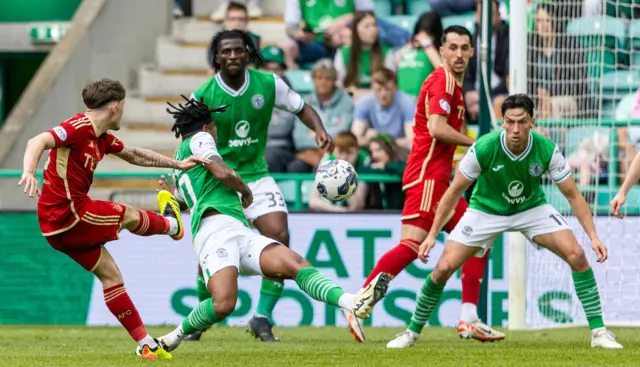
[[407, 273, 445, 334], [295, 267, 344, 306], [196, 274, 211, 302], [181, 298, 223, 334], [255, 279, 284, 320], [573, 268, 605, 330]]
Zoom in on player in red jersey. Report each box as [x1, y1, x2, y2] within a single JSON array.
[[18, 79, 210, 360], [349, 26, 504, 342]]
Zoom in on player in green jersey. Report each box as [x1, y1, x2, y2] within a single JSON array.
[[387, 94, 623, 349], [156, 97, 389, 353], [184, 29, 338, 342]]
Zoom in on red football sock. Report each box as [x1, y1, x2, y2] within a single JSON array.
[[132, 209, 169, 236], [104, 284, 148, 342], [460, 249, 492, 304], [363, 240, 419, 287]]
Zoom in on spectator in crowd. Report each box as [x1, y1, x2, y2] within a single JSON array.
[[280, 0, 375, 69], [527, 3, 589, 119], [351, 68, 415, 150], [261, 46, 298, 173], [334, 11, 395, 99], [430, 0, 475, 17], [289, 59, 354, 172], [309, 131, 370, 212], [210, 0, 263, 21], [394, 12, 443, 98], [463, 0, 509, 122], [206, 2, 261, 75], [359, 133, 407, 210]]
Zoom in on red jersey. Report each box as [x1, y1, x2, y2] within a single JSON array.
[[38, 114, 124, 236], [403, 66, 466, 189]]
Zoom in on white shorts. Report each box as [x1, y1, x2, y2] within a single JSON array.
[[448, 204, 571, 257], [243, 176, 288, 223], [194, 214, 281, 282]]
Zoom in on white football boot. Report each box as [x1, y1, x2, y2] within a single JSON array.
[[386, 330, 420, 349], [591, 328, 623, 349], [458, 320, 505, 342]]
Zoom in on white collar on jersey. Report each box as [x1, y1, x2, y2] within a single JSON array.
[[500, 130, 533, 161], [215, 70, 250, 97]]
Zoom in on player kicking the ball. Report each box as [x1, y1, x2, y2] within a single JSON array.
[[387, 94, 623, 349], [348, 25, 503, 343], [184, 29, 339, 342], [156, 97, 386, 352], [18, 79, 210, 359]]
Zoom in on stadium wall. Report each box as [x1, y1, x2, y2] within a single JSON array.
[[0, 0, 172, 210]]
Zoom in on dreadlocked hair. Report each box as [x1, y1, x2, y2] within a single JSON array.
[[167, 95, 230, 138], [210, 29, 263, 70]]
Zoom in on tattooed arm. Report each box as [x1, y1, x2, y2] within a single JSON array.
[[114, 147, 182, 168]]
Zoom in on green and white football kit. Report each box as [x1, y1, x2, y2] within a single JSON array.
[[191, 69, 304, 223], [173, 132, 280, 283], [449, 130, 572, 255]]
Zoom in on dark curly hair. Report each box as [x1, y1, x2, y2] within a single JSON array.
[[167, 95, 230, 138], [210, 29, 263, 71]]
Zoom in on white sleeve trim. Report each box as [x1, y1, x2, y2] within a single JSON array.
[[189, 132, 220, 158], [274, 74, 304, 114], [458, 145, 481, 180], [548, 145, 572, 183]]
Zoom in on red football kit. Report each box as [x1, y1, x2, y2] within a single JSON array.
[[38, 113, 126, 271], [401, 66, 468, 233]]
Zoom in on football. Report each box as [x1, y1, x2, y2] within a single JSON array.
[[315, 159, 358, 202]]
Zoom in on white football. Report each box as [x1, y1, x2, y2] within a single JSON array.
[[315, 159, 358, 202]]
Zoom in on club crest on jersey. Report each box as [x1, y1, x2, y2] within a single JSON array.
[[251, 94, 264, 109], [439, 99, 451, 113], [235, 120, 250, 138], [529, 163, 543, 177]]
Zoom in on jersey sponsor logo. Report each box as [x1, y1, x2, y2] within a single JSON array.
[[251, 94, 264, 109], [235, 120, 251, 138], [53, 126, 67, 141], [230, 120, 259, 147], [529, 163, 543, 177], [492, 165, 504, 172], [439, 99, 451, 113], [502, 180, 526, 204]]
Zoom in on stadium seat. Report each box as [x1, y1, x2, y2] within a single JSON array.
[[285, 70, 314, 95], [406, 0, 432, 15], [386, 15, 418, 32], [301, 180, 315, 205], [629, 19, 640, 65], [277, 180, 297, 205], [600, 71, 639, 119], [373, 0, 393, 17], [563, 126, 611, 158], [442, 12, 475, 34], [615, 93, 637, 121], [567, 16, 626, 81]]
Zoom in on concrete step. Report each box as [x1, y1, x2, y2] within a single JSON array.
[[192, 0, 285, 18], [171, 17, 286, 45], [113, 127, 181, 152], [122, 97, 176, 126], [156, 36, 211, 71], [139, 65, 209, 97]]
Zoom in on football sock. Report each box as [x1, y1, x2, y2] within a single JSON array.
[[407, 274, 445, 334], [573, 268, 605, 330], [363, 241, 418, 287], [132, 210, 170, 236], [255, 279, 284, 320], [295, 267, 344, 306], [338, 293, 355, 310], [459, 249, 490, 323], [196, 274, 211, 302], [166, 217, 179, 236], [103, 284, 156, 348], [181, 298, 224, 335]]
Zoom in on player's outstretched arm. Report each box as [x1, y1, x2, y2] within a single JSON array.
[[556, 176, 608, 262], [114, 147, 210, 170], [427, 114, 475, 147], [203, 156, 253, 208], [19, 132, 57, 197]]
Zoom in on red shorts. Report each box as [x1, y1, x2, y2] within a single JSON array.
[[401, 179, 468, 233], [44, 200, 126, 271]]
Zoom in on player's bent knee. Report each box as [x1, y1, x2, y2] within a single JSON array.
[[432, 261, 456, 283], [565, 246, 589, 272], [120, 205, 140, 230], [213, 298, 237, 318], [93, 258, 123, 288]]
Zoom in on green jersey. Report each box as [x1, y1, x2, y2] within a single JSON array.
[[192, 69, 304, 183], [299, 0, 355, 41], [172, 132, 248, 234], [397, 47, 435, 97], [339, 45, 393, 88], [459, 130, 572, 216]]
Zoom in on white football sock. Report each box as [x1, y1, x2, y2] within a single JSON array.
[[460, 302, 480, 324], [138, 334, 158, 348], [338, 293, 355, 310], [164, 325, 186, 345], [166, 217, 179, 236]]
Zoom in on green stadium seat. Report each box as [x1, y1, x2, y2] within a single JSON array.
[[373, 0, 393, 16], [301, 180, 315, 205], [563, 126, 610, 158], [601, 71, 640, 97], [285, 70, 314, 95], [615, 93, 637, 121], [277, 180, 297, 205], [628, 19, 640, 65], [606, 0, 637, 19], [442, 12, 475, 34], [406, 0, 432, 15], [386, 15, 418, 32]]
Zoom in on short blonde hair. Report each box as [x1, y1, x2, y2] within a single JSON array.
[[311, 58, 338, 81]]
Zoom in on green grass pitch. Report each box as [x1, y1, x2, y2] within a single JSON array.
[[0, 326, 636, 366]]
